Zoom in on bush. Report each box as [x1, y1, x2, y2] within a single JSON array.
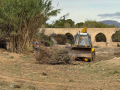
[[65, 33, 74, 44], [95, 33, 106, 42], [13, 84, 21, 88], [36, 46, 71, 65], [53, 34, 67, 45], [94, 46, 98, 48], [113, 70, 120, 74], [117, 43, 120, 47], [10, 56, 14, 59], [64, 23, 70, 28], [36, 46, 52, 64], [112, 31, 120, 42], [42, 72, 47, 76], [38, 30, 54, 46]]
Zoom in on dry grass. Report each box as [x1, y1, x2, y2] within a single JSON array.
[[0, 47, 120, 90]]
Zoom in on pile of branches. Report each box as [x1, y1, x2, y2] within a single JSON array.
[[36, 46, 71, 65]]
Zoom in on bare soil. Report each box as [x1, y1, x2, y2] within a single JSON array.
[[0, 46, 120, 90]]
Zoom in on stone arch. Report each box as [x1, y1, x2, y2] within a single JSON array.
[[111, 31, 120, 42], [95, 33, 107, 42], [65, 33, 74, 41]]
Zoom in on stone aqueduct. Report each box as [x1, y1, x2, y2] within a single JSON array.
[[39, 28, 120, 47]]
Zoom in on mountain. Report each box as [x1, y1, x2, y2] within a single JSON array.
[[100, 20, 120, 27]]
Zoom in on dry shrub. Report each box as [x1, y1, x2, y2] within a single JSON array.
[[65, 33, 73, 41], [39, 39, 45, 46], [49, 49, 70, 64], [36, 46, 52, 64], [13, 84, 21, 88], [36, 46, 71, 64], [53, 34, 67, 45], [114, 52, 120, 55], [52, 33, 73, 45]]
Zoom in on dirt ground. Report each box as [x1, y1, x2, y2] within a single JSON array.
[[0, 46, 120, 90]]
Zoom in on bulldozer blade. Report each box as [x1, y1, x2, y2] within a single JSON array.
[[69, 47, 92, 59]]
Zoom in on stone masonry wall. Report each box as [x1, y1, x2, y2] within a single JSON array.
[[39, 28, 120, 47]]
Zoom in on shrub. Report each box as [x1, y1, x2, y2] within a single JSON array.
[[112, 31, 120, 42], [64, 23, 70, 28], [94, 46, 98, 48], [13, 84, 21, 88], [113, 70, 120, 74], [42, 72, 47, 76], [36, 47, 71, 65], [38, 30, 54, 47], [65, 56, 70, 63], [65, 33, 74, 44], [95, 33, 106, 42], [53, 34, 67, 45], [117, 43, 120, 47], [10, 56, 14, 59]]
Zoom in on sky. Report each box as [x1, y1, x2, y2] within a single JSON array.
[[47, 0, 120, 24]]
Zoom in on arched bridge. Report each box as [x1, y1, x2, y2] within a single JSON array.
[[39, 28, 120, 47]]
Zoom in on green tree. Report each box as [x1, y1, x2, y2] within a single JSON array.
[[48, 13, 75, 28], [64, 23, 70, 28], [45, 23, 55, 28], [60, 13, 69, 20], [66, 19, 75, 27], [54, 19, 65, 28], [0, 0, 61, 53], [112, 31, 120, 42], [76, 22, 84, 28], [53, 18, 75, 28], [95, 33, 106, 42], [83, 20, 115, 28]]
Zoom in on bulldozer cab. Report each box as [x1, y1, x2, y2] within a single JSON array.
[[70, 28, 95, 62], [72, 33, 92, 48]]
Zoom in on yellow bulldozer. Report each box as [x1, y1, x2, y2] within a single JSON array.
[[69, 27, 95, 62]]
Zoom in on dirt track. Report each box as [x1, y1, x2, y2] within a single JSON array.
[[0, 46, 120, 90]]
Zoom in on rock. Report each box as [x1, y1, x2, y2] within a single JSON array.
[[51, 37, 57, 44]]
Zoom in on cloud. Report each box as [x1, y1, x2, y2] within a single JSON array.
[[98, 12, 120, 18], [47, 0, 120, 23]]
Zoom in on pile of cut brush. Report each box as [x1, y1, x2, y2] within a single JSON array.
[[36, 46, 71, 65], [51, 33, 73, 45]]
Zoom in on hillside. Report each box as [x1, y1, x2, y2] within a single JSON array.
[[101, 20, 120, 27]]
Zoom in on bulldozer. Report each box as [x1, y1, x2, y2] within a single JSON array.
[[69, 27, 95, 62]]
